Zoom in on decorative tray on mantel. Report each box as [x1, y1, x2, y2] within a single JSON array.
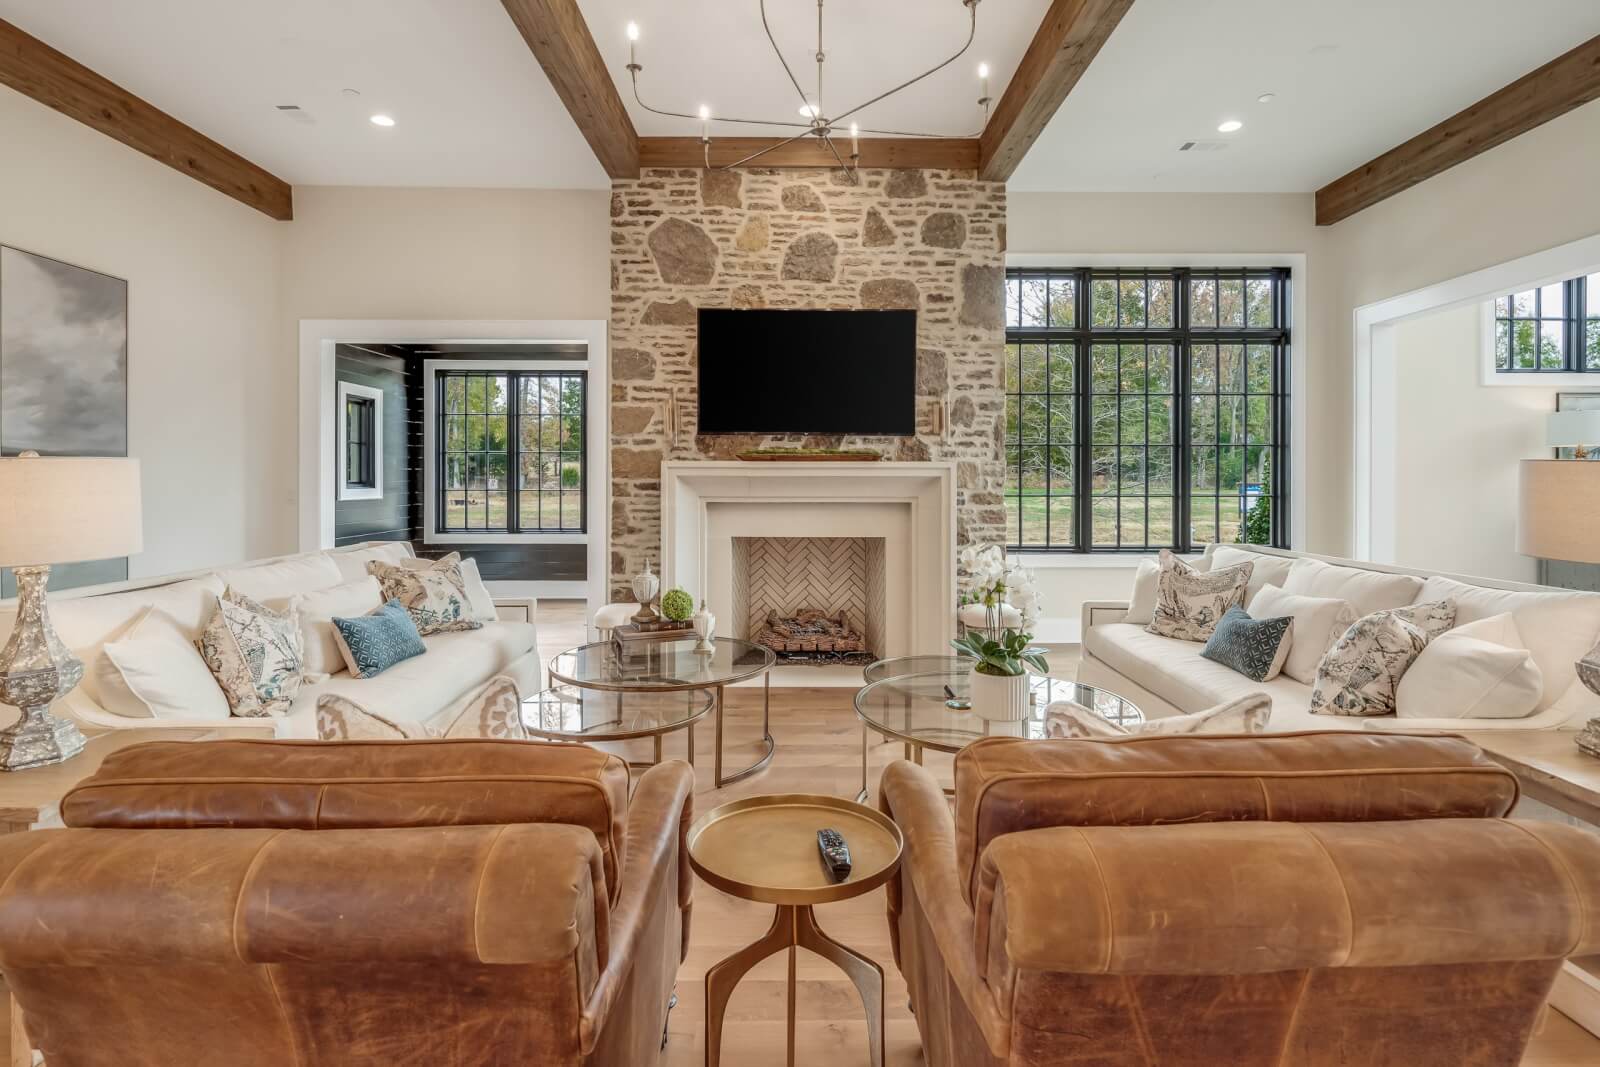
[[735, 449, 882, 462]]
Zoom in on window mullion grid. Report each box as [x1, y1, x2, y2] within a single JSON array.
[[508, 374, 522, 534], [1075, 270, 1092, 551]]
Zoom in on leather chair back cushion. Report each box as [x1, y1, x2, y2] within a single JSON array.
[[61, 739, 631, 901], [952, 732, 1518, 905], [0, 824, 603, 1066], [972, 818, 1600, 982]]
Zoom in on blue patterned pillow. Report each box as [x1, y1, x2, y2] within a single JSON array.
[[331, 599, 427, 679], [1200, 606, 1292, 682]]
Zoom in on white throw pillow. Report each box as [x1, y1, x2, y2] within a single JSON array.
[[96, 609, 231, 720], [399, 553, 497, 623], [268, 577, 385, 677], [1125, 558, 1161, 626], [1246, 585, 1360, 685], [1281, 557, 1423, 618], [1395, 613, 1542, 720]]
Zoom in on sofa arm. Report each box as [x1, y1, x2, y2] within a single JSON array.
[[878, 760, 1010, 1058], [493, 596, 538, 625], [580, 759, 693, 1055], [1080, 600, 1130, 638]]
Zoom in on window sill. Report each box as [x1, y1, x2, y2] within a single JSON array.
[[1010, 551, 1203, 570], [425, 532, 586, 546]]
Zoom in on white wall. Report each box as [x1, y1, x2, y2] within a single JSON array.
[[1391, 304, 1554, 582], [0, 86, 286, 578]]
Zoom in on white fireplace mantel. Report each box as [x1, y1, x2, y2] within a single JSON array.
[[661, 462, 957, 658]]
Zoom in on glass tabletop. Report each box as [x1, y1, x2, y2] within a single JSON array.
[[854, 668, 1143, 753], [549, 637, 776, 692], [522, 686, 715, 741]]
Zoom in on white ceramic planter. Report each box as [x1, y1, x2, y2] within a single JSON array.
[[969, 667, 1029, 721]]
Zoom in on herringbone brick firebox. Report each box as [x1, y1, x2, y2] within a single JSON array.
[[730, 536, 887, 663]]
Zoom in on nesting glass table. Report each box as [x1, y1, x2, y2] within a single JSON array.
[[852, 655, 1144, 800], [546, 637, 777, 788]]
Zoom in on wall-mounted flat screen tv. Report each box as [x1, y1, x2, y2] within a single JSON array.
[[696, 308, 916, 435]]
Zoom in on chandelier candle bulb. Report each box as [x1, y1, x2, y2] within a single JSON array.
[[698, 105, 710, 141], [850, 122, 859, 157], [978, 61, 990, 104]]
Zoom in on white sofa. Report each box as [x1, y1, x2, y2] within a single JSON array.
[[1078, 544, 1600, 733], [0, 542, 540, 740]]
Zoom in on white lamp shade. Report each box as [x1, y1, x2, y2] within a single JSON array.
[[1518, 459, 1600, 564], [0, 456, 142, 568], [1546, 410, 1600, 448]]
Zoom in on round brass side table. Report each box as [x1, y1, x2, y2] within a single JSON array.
[[687, 793, 903, 1067]]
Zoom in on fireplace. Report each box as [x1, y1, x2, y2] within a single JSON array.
[[731, 537, 886, 666], [659, 462, 956, 664]]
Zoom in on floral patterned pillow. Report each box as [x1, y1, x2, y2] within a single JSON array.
[[315, 676, 525, 740], [367, 556, 481, 636], [1146, 550, 1254, 642], [197, 590, 304, 717], [1310, 599, 1458, 717]]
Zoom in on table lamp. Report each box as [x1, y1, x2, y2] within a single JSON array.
[[1518, 459, 1600, 756], [1546, 410, 1600, 460], [0, 452, 142, 770]]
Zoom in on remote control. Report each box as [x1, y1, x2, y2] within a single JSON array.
[[817, 828, 852, 882]]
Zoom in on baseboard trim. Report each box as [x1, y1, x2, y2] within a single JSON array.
[[1550, 960, 1600, 1038]]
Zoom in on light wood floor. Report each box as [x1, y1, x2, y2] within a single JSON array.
[[535, 601, 1600, 1067]]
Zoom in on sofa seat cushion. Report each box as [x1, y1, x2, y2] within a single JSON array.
[[60, 733, 629, 901], [950, 732, 1519, 905], [1086, 623, 1284, 712], [1283, 557, 1423, 618]]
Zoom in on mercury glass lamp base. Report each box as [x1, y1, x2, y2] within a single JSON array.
[[0, 703, 86, 771]]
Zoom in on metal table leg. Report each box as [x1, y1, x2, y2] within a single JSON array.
[[714, 674, 777, 789]]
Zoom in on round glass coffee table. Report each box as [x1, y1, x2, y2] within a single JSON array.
[[521, 687, 716, 770], [852, 656, 1143, 800], [548, 637, 778, 788]]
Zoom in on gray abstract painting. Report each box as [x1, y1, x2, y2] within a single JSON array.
[[0, 245, 129, 593]]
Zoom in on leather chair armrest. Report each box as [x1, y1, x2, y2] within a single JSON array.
[[879, 760, 1010, 1056], [579, 760, 693, 1054]]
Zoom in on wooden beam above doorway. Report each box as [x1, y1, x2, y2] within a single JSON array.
[[1316, 34, 1600, 226], [501, 0, 640, 179], [639, 137, 980, 171], [978, 0, 1133, 182], [0, 17, 293, 220]]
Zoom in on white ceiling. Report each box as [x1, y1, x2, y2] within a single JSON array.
[[1010, 0, 1600, 193], [0, 0, 608, 188], [2, 1, 1597, 195], [579, 0, 1050, 139]]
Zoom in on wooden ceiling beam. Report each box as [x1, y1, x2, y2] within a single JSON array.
[[978, 0, 1132, 183], [639, 136, 979, 171], [0, 17, 292, 220], [501, 0, 639, 179], [1317, 34, 1600, 226]]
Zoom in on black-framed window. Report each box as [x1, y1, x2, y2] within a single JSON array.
[[1004, 267, 1290, 553], [344, 396, 376, 489], [1494, 273, 1600, 372], [436, 370, 585, 533]]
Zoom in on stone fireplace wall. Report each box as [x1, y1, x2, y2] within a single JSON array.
[[608, 166, 1007, 599]]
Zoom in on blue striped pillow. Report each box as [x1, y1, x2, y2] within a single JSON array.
[[331, 599, 427, 679]]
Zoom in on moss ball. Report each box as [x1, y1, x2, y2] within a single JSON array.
[[660, 587, 694, 621]]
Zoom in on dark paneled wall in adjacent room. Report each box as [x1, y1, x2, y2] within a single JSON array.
[[413, 542, 587, 582], [333, 344, 420, 546]]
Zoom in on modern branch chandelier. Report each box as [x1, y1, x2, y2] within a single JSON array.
[[624, 0, 990, 181]]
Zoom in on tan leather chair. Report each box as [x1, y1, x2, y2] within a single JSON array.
[[879, 731, 1600, 1067], [0, 738, 694, 1067]]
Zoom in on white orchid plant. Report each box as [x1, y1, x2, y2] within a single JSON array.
[[954, 545, 1047, 677]]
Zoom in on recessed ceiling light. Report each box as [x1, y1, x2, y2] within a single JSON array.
[[1257, 92, 1275, 104], [370, 114, 396, 127], [1217, 119, 1243, 133], [798, 101, 821, 118]]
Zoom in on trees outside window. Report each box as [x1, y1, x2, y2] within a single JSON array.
[[1004, 268, 1289, 552]]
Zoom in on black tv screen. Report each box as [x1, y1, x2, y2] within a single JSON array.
[[697, 308, 916, 435]]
